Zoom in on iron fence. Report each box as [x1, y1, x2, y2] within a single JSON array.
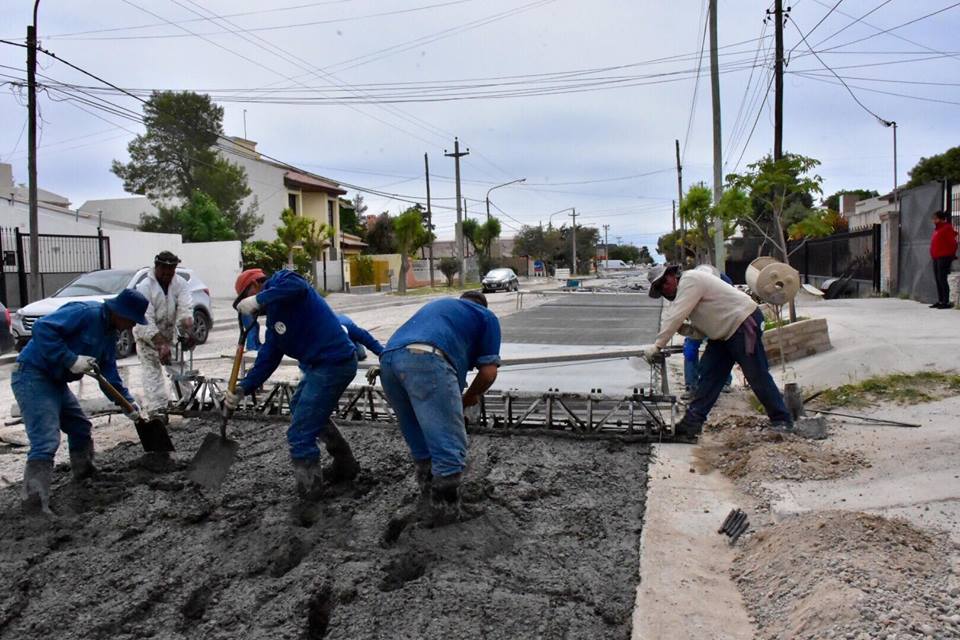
[[787, 225, 881, 291]]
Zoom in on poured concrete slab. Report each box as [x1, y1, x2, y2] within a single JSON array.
[[501, 293, 661, 346]]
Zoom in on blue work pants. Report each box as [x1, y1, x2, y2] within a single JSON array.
[[11, 364, 93, 461], [379, 348, 467, 478], [684, 310, 791, 426], [242, 314, 261, 352], [287, 356, 357, 461], [684, 337, 733, 391]]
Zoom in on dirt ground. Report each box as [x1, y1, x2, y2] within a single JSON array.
[[0, 417, 649, 640], [733, 510, 960, 640]]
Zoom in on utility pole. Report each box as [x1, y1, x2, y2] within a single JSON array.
[[675, 139, 684, 266], [444, 137, 469, 287], [424, 152, 435, 287], [602, 224, 610, 265], [709, 0, 725, 268], [773, 0, 785, 161], [27, 5, 40, 303], [568, 208, 578, 275]]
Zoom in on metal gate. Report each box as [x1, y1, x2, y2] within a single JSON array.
[[896, 182, 943, 303], [0, 227, 111, 308]]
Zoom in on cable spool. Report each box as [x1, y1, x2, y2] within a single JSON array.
[[745, 257, 800, 305]]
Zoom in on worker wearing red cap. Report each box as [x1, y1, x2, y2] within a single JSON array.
[[226, 268, 360, 500]]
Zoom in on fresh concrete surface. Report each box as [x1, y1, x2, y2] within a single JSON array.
[[771, 294, 960, 389], [765, 395, 960, 543], [633, 444, 756, 640]]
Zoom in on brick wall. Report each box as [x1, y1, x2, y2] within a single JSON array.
[[763, 318, 832, 363]]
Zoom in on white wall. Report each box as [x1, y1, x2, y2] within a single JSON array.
[[220, 149, 290, 242], [177, 240, 242, 299], [1, 197, 136, 234], [106, 229, 183, 271]]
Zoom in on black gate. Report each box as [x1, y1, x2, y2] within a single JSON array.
[[788, 225, 881, 294], [0, 227, 111, 308]]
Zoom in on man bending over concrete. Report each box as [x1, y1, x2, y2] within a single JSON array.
[[643, 264, 792, 439], [134, 251, 195, 420], [225, 269, 360, 500], [337, 314, 383, 361], [371, 291, 501, 525], [13, 289, 149, 513]]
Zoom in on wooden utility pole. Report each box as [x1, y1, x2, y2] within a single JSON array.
[[675, 139, 684, 265], [773, 0, 784, 160], [709, 0, 725, 268], [424, 152, 435, 287], [568, 208, 578, 275], [27, 15, 40, 302], [444, 138, 469, 287], [602, 224, 610, 264]]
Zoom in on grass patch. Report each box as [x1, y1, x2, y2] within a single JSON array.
[[391, 283, 482, 297], [814, 371, 960, 408], [763, 316, 809, 331]]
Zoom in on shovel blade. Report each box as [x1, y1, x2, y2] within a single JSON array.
[[187, 433, 240, 490], [135, 418, 175, 453]]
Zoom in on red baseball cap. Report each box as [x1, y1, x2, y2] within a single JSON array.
[[235, 268, 266, 296]]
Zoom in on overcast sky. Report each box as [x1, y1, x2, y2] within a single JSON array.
[[2, 0, 958, 251]]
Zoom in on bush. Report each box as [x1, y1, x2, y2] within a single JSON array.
[[351, 255, 375, 286], [439, 257, 459, 287], [241, 239, 310, 277]]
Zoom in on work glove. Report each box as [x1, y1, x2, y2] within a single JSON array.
[[69, 355, 98, 375], [224, 388, 246, 411], [124, 402, 143, 422], [236, 295, 260, 316], [180, 333, 197, 351], [365, 366, 381, 385], [642, 344, 662, 364]]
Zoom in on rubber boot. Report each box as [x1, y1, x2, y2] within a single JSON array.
[[292, 458, 324, 501], [414, 458, 433, 516], [428, 472, 462, 527], [69, 442, 96, 481], [673, 418, 703, 442], [320, 423, 360, 484], [22, 459, 54, 515]]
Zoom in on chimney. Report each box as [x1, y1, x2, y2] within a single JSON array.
[[839, 193, 858, 215], [228, 136, 259, 159], [0, 163, 13, 196]]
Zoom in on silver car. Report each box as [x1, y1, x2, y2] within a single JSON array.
[[481, 268, 520, 293], [12, 267, 214, 358]]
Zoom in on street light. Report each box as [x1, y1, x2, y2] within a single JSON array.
[[485, 178, 526, 222], [546, 207, 574, 229], [879, 118, 898, 195]]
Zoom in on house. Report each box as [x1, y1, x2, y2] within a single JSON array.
[[77, 196, 158, 230], [218, 137, 348, 260], [849, 194, 896, 231]]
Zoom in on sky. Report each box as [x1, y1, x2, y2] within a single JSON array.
[[1, 0, 958, 253]]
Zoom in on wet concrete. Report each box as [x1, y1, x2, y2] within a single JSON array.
[[0, 417, 649, 639]]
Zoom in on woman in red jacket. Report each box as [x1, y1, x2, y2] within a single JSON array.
[[930, 210, 958, 308]]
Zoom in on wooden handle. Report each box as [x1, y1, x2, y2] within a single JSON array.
[[91, 372, 135, 413], [227, 344, 244, 393]]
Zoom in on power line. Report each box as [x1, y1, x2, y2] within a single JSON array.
[[816, 2, 960, 54], [786, 0, 844, 60], [809, 0, 894, 48], [681, 0, 709, 164]]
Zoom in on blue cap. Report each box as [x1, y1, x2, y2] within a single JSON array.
[[105, 288, 149, 325]]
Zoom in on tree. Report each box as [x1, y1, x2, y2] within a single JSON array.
[[678, 183, 748, 265], [608, 245, 640, 263], [340, 194, 366, 238], [364, 212, 396, 254], [393, 206, 433, 294], [114, 90, 262, 239], [176, 191, 236, 242], [788, 208, 849, 240], [302, 218, 334, 289], [138, 205, 182, 235], [906, 145, 960, 188], [242, 239, 310, 275], [726, 153, 823, 262], [439, 257, 459, 287], [275, 208, 311, 269], [823, 189, 879, 212]]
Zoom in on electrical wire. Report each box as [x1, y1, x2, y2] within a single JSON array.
[[681, 0, 709, 165]]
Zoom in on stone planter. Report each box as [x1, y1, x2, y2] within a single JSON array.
[[763, 318, 832, 363]]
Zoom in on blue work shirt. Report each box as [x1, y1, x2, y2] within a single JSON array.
[[240, 270, 356, 394], [384, 298, 501, 389], [337, 314, 384, 357], [17, 301, 134, 403]]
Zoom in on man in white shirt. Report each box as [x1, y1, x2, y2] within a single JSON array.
[[134, 251, 195, 420], [644, 264, 792, 439]]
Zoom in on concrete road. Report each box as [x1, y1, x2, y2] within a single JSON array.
[[501, 292, 661, 345]]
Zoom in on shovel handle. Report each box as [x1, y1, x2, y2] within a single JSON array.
[[87, 368, 136, 414]]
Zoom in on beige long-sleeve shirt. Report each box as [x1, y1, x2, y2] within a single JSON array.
[[654, 269, 757, 348]]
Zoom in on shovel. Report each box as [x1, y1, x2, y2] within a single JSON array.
[[87, 366, 175, 452], [186, 315, 253, 490]]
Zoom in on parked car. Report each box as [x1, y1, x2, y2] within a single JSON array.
[[11, 267, 214, 358], [481, 268, 520, 293], [0, 301, 13, 354]]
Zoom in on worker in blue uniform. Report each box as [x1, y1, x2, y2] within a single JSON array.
[[369, 291, 501, 526], [337, 314, 383, 361], [12, 288, 149, 514], [226, 269, 360, 500]]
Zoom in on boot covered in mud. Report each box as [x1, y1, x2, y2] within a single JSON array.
[[320, 423, 360, 484], [292, 458, 324, 501], [22, 458, 54, 515], [414, 458, 433, 515], [69, 441, 96, 481], [672, 418, 703, 441], [428, 472, 462, 527]]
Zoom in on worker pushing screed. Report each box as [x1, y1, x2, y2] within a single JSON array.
[[134, 251, 196, 422], [368, 291, 501, 526], [643, 264, 792, 440], [224, 268, 360, 500], [11, 289, 150, 514]]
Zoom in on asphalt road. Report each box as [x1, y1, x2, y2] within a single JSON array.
[[500, 292, 662, 346]]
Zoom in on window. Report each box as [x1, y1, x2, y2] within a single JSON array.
[[327, 200, 338, 260], [287, 193, 299, 214]]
